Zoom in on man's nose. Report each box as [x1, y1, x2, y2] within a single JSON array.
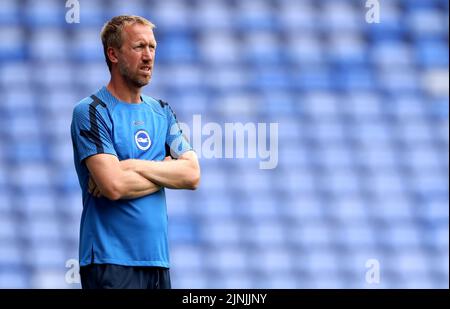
[[142, 47, 152, 61]]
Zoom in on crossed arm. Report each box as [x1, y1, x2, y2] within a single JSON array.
[[86, 150, 200, 200]]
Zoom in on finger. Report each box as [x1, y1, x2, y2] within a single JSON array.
[[96, 190, 102, 198], [93, 186, 101, 198], [89, 178, 97, 195], [93, 185, 99, 197], [164, 156, 172, 161], [88, 178, 94, 193]]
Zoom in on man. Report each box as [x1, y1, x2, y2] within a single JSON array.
[[70, 15, 200, 289]]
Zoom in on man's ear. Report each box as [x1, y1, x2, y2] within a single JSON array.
[[107, 47, 119, 65]]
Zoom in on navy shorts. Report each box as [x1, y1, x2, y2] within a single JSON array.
[[80, 264, 171, 289]]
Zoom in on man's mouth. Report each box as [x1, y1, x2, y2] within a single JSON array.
[[140, 66, 151, 75]]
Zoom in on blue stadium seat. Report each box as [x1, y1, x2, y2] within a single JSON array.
[[77, 0, 106, 28], [366, 2, 406, 41], [242, 32, 283, 65], [327, 34, 368, 66], [29, 29, 69, 61], [278, 0, 317, 32], [242, 220, 287, 247], [207, 246, 250, 273], [4, 118, 44, 159], [285, 194, 325, 224], [295, 222, 334, 248], [249, 248, 295, 276], [57, 192, 83, 222], [70, 29, 105, 61], [169, 218, 199, 244], [22, 218, 62, 246], [25, 243, 67, 269], [3, 88, 37, 116], [304, 249, 342, 284], [15, 191, 57, 218], [371, 42, 415, 68], [106, 0, 147, 23], [0, 217, 18, 241], [0, 0, 20, 26], [0, 241, 25, 268], [157, 34, 198, 63], [198, 32, 242, 65], [192, 192, 236, 220], [235, 1, 278, 32], [319, 1, 361, 33], [331, 195, 371, 222], [286, 34, 326, 65], [380, 223, 423, 248], [216, 273, 255, 289], [0, 62, 32, 87], [416, 40, 449, 67], [173, 270, 208, 289], [151, 0, 193, 32], [30, 269, 73, 289], [199, 219, 242, 246], [337, 223, 378, 248], [407, 7, 448, 38], [22, 0, 66, 27], [0, 26, 25, 60], [395, 250, 432, 276], [194, 1, 234, 31], [171, 245, 205, 272], [283, 168, 317, 195], [74, 63, 110, 90], [0, 190, 12, 215]]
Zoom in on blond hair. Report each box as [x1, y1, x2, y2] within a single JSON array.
[[100, 15, 156, 71]]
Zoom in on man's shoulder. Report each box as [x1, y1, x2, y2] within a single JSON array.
[[72, 96, 93, 116], [141, 94, 168, 116], [73, 93, 111, 114], [71, 95, 113, 128], [141, 93, 163, 106]]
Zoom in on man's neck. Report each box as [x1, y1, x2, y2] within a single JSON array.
[[107, 76, 142, 104]]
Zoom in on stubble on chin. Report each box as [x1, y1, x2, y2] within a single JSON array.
[[119, 63, 150, 88]]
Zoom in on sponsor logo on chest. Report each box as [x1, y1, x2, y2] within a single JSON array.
[[135, 130, 151, 151]]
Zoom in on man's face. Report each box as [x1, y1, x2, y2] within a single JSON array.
[[116, 23, 156, 88]]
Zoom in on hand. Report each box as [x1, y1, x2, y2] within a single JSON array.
[[88, 176, 102, 198]]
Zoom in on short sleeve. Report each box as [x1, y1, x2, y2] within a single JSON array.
[[163, 101, 193, 158], [71, 99, 117, 164]]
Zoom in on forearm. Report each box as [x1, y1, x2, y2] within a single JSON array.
[[125, 155, 200, 190], [117, 170, 161, 199], [86, 153, 161, 201], [90, 169, 161, 200]]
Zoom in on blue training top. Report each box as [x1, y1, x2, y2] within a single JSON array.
[[71, 86, 192, 267]]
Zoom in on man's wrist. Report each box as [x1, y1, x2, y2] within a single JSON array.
[[120, 159, 138, 172], [120, 159, 157, 175], [133, 159, 155, 175], [132, 159, 143, 174]]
